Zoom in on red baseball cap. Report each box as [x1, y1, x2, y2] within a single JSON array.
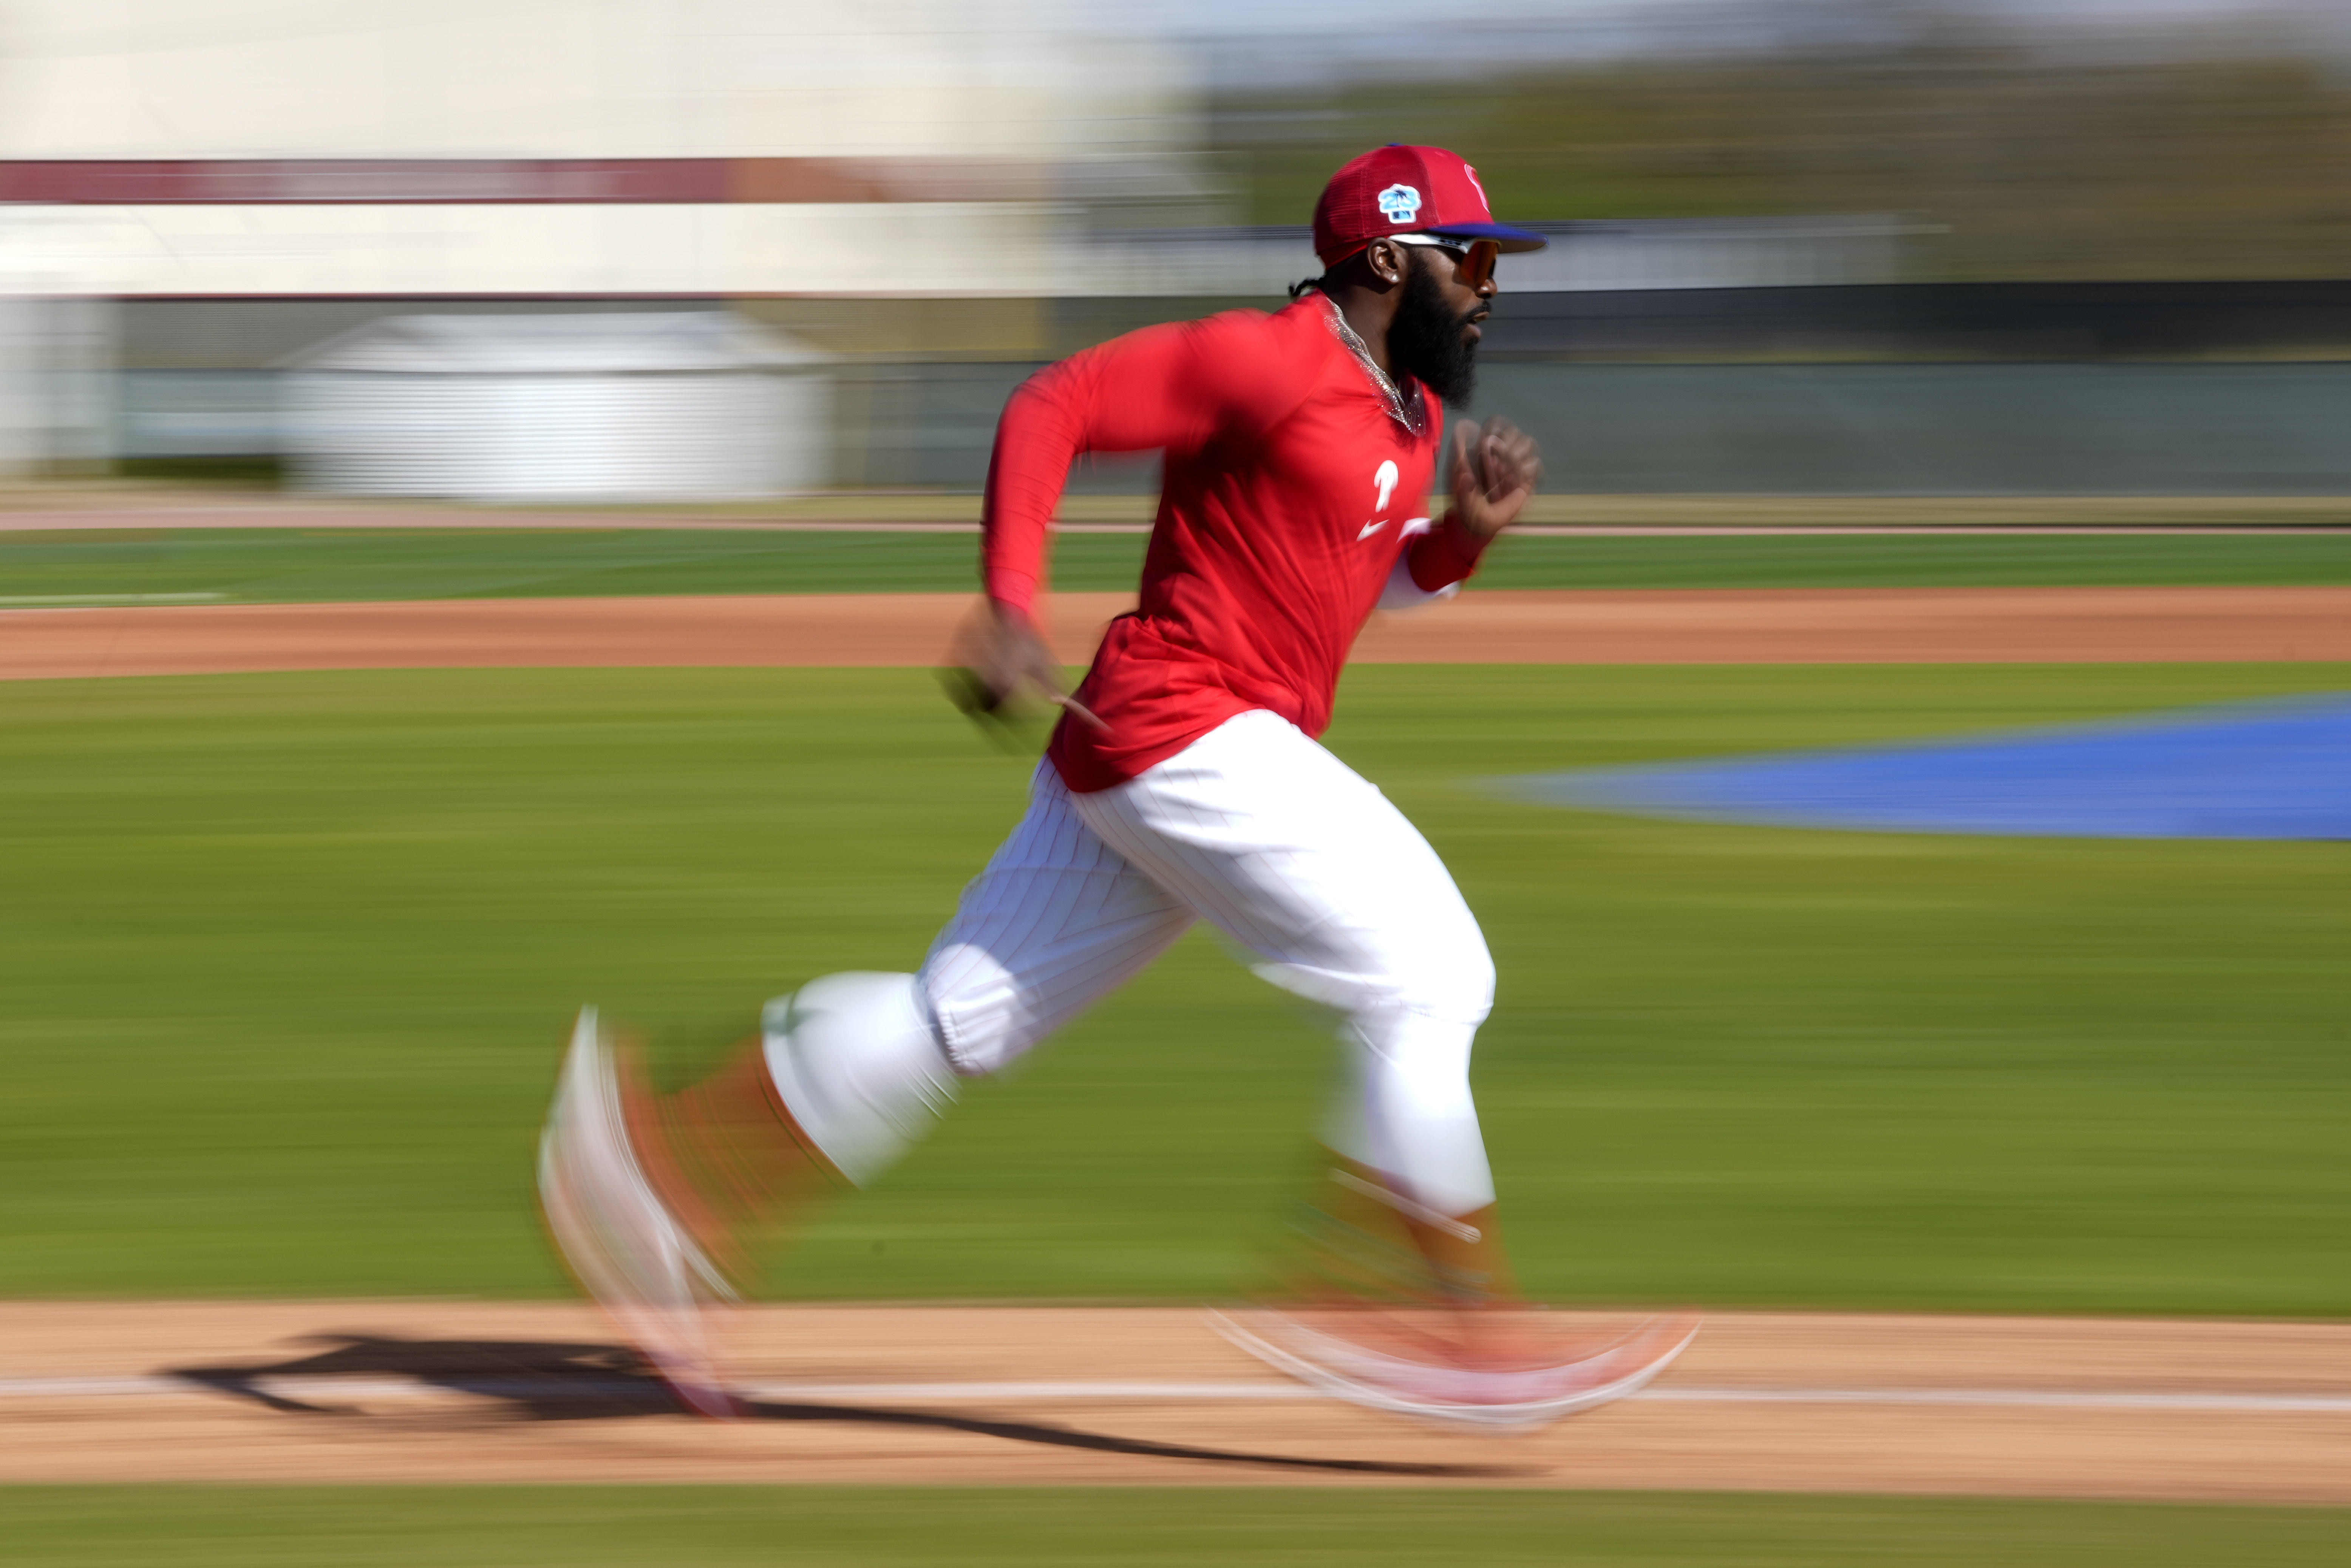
[[1311, 144, 1547, 267]]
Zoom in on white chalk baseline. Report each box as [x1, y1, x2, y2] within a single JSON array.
[[3, 1375, 2349, 1413]]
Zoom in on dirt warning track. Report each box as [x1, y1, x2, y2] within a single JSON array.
[[2, 1302, 2346, 1501], [6, 586, 2351, 680]]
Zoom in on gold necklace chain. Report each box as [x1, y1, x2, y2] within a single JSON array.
[[1317, 292, 1428, 438]]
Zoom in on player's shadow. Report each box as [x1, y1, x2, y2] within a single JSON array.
[[167, 1332, 1517, 1479]]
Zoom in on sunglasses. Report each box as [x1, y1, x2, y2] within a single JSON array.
[[1387, 233, 1500, 288]]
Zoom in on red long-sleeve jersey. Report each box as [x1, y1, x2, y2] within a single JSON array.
[[983, 294, 1487, 793]]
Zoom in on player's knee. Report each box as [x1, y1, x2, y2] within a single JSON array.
[[1389, 928, 1495, 1030], [760, 971, 958, 1187], [914, 945, 1031, 1078]]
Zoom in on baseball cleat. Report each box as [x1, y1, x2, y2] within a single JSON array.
[[1207, 1304, 1700, 1432], [538, 1005, 745, 1420]]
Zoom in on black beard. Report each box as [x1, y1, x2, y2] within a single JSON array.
[[1386, 252, 1479, 407]]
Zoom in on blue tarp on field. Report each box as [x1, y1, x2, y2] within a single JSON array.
[[1501, 694, 2351, 841]]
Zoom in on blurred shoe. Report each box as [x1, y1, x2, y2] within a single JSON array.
[[538, 1005, 745, 1420], [1208, 1303, 1700, 1431]]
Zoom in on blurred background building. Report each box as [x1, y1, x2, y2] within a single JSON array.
[[0, 0, 1212, 493], [5, 0, 2351, 496]]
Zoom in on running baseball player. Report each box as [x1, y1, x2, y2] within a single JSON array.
[[542, 144, 1698, 1426]]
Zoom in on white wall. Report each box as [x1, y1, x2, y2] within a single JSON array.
[[0, 202, 1067, 298], [0, 298, 117, 474], [0, 0, 1188, 164], [289, 367, 829, 500]]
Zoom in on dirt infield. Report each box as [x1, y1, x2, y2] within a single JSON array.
[[8, 585, 2351, 680], [1, 1301, 2345, 1501]]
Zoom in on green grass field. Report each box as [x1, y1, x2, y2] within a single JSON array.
[[8, 1485, 2349, 1566], [10, 526, 2351, 603], [5, 662, 2345, 1313]]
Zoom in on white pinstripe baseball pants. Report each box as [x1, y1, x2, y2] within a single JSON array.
[[915, 707, 1500, 1217]]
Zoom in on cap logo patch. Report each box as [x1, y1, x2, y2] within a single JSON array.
[[1375, 183, 1422, 224]]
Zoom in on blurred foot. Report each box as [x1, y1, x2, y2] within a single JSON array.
[[538, 1006, 745, 1420], [1209, 1302, 1701, 1431]]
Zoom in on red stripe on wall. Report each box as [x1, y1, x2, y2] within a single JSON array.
[[0, 158, 1044, 205]]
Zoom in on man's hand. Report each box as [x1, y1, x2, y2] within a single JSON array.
[[1447, 416, 1543, 543], [943, 600, 1105, 732]]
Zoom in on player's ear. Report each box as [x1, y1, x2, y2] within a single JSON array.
[[1366, 239, 1408, 287]]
